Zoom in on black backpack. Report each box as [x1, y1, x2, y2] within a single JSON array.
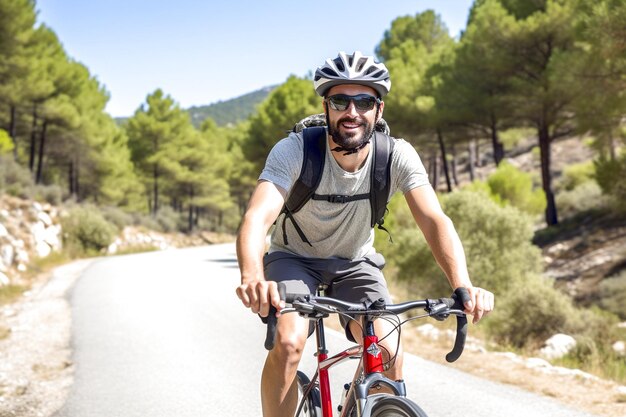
[[279, 122, 395, 246]]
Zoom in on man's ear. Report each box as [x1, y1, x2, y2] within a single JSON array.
[[376, 101, 385, 122]]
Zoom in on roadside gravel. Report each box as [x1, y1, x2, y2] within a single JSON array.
[[0, 260, 92, 417]]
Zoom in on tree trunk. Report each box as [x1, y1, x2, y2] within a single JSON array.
[[538, 123, 558, 226], [437, 129, 452, 192], [9, 105, 17, 161], [429, 153, 439, 189], [69, 161, 74, 197], [188, 187, 194, 232], [75, 157, 80, 201], [28, 104, 38, 172], [450, 144, 459, 186], [152, 164, 159, 216], [35, 120, 47, 184], [490, 114, 504, 166], [468, 140, 476, 182]]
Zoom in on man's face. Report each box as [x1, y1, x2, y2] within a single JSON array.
[[325, 84, 383, 151]]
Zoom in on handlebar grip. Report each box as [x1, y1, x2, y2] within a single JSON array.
[[264, 306, 278, 351], [445, 287, 470, 363], [264, 283, 287, 351]]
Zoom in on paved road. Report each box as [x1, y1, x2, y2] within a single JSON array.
[[54, 244, 598, 417]]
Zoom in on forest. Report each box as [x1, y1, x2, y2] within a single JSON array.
[[1, 0, 625, 383]]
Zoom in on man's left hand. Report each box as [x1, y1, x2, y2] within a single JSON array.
[[461, 286, 494, 324]]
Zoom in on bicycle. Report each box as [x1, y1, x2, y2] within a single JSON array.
[[264, 283, 470, 417]]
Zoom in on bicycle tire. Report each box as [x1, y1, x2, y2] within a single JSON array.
[[295, 370, 322, 417], [364, 395, 429, 417]]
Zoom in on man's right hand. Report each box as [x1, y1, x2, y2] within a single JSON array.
[[235, 280, 284, 318]]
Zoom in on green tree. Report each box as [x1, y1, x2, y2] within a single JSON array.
[[433, 0, 518, 166], [244, 75, 319, 174], [375, 10, 456, 190], [125, 89, 193, 215], [573, 0, 626, 159], [376, 10, 454, 141], [0, 0, 36, 159]]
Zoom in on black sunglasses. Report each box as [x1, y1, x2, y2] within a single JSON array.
[[326, 94, 381, 112]]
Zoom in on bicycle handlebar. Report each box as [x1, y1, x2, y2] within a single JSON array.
[[264, 284, 470, 363]]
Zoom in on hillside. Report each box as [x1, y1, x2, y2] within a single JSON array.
[[113, 85, 276, 127], [187, 85, 276, 128]]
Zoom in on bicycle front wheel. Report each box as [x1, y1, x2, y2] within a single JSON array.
[[366, 395, 429, 417], [295, 370, 322, 417]]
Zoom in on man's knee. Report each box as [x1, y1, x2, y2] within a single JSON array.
[[268, 316, 308, 364]]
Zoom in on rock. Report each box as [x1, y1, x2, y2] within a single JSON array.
[[0, 223, 8, 239], [0, 244, 14, 268], [613, 341, 625, 355], [540, 333, 577, 360], [43, 225, 61, 250], [15, 248, 29, 264], [35, 241, 51, 258], [107, 242, 118, 255], [0, 271, 9, 286], [37, 211, 53, 227], [526, 357, 552, 369]]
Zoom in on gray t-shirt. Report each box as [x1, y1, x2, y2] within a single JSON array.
[[259, 130, 429, 260]]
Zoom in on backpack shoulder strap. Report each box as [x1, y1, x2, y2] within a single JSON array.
[[284, 126, 326, 213], [370, 132, 395, 228]]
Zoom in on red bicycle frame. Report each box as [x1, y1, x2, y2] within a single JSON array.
[[312, 316, 386, 417]]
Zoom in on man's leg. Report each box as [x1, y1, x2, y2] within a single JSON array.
[[261, 310, 310, 417]]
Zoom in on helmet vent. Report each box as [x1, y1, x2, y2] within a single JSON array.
[[372, 70, 385, 78], [321, 68, 339, 77], [333, 57, 345, 72], [355, 57, 368, 72]]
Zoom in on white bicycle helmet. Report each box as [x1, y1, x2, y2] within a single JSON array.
[[313, 51, 391, 98]]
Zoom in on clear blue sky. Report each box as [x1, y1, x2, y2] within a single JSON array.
[[36, 0, 474, 117]]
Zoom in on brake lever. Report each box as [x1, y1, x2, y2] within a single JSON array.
[[427, 302, 450, 321]]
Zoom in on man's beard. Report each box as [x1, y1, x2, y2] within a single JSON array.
[[328, 116, 375, 153]]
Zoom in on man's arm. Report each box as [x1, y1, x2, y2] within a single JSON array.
[[404, 185, 494, 323], [235, 180, 286, 318]]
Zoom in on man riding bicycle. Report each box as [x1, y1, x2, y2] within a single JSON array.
[[236, 51, 495, 417]]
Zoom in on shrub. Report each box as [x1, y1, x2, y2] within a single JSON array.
[[100, 205, 134, 231], [499, 127, 535, 149], [32, 184, 64, 205], [386, 189, 543, 297], [0, 155, 34, 198], [555, 181, 609, 220], [561, 161, 595, 191], [130, 207, 183, 233], [154, 206, 181, 233], [598, 270, 626, 319], [485, 276, 577, 348], [486, 161, 546, 216], [595, 153, 626, 210], [62, 206, 117, 255], [0, 129, 14, 154]]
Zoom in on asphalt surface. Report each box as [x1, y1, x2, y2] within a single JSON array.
[[53, 243, 598, 417]]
